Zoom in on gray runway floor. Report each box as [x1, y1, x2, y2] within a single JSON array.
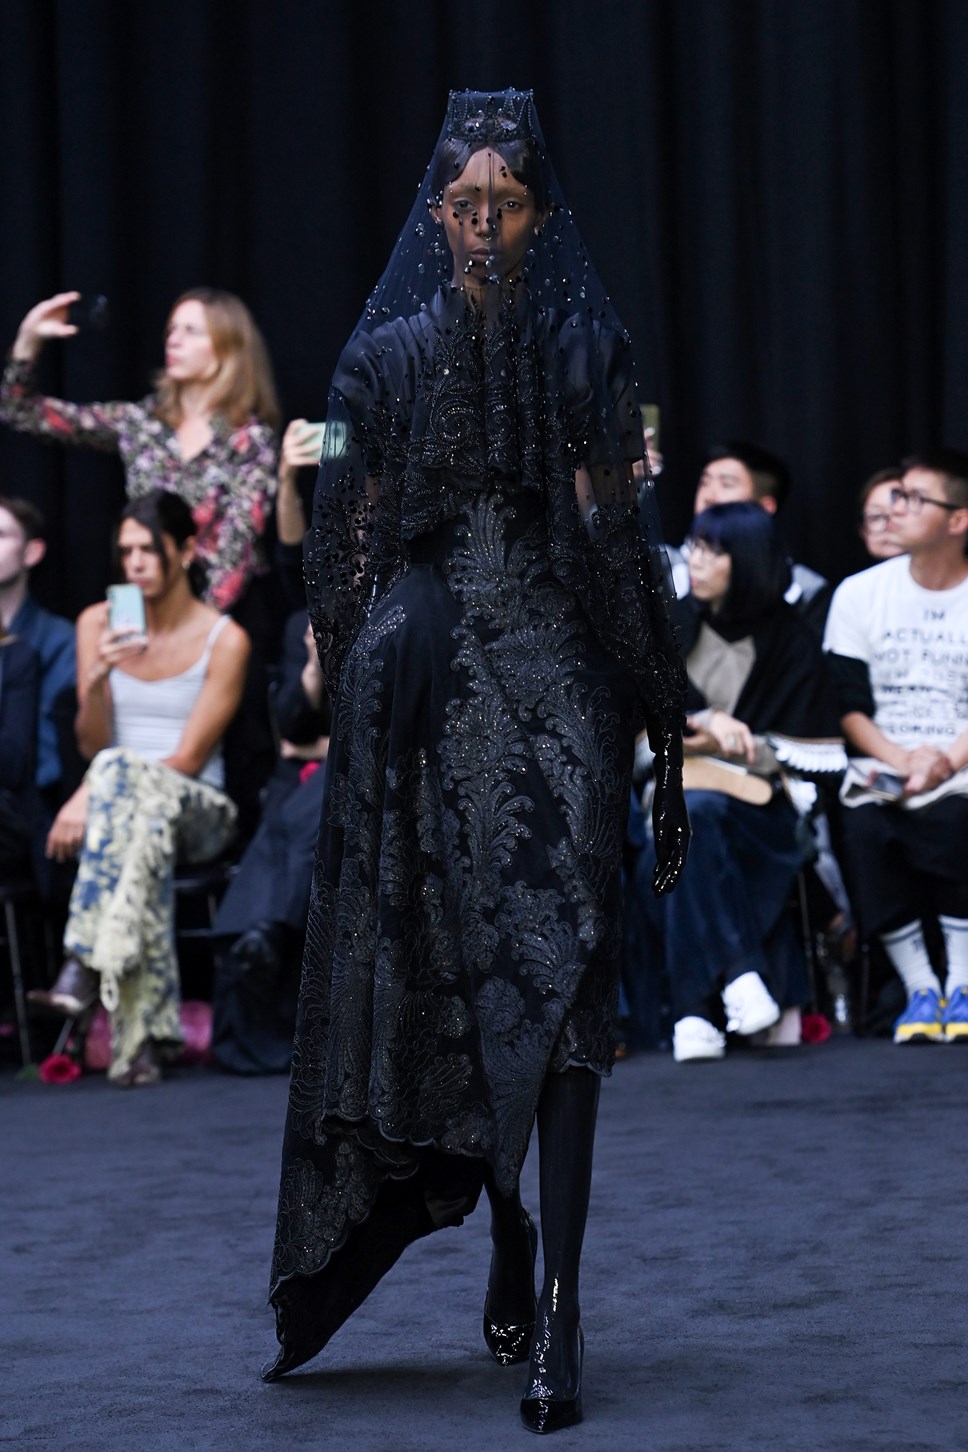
[[2, 1038, 966, 1451]]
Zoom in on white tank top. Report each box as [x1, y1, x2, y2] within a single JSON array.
[[109, 615, 230, 790]]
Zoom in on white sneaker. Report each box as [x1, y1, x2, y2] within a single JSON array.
[[722, 972, 781, 1036], [673, 1016, 726, 1062]]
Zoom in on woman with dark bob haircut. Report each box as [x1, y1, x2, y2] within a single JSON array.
[[634, 501, 839, 1064]]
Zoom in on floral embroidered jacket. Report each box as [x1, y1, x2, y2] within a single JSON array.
[[0, 357, 278, 610]]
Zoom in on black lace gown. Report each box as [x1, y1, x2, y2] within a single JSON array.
[[267, 289, 681, 1371]]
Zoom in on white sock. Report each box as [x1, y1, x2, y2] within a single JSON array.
[[939, 915, 968, 995], [879, 921, 941, 998]]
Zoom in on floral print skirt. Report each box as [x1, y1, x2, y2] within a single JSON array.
[[64, 748, 236, 1079]]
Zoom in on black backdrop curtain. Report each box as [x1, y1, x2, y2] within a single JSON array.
[[1, 0, 966, 618]]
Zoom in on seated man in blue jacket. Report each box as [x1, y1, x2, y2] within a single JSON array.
[[0, 495, 76, 809]]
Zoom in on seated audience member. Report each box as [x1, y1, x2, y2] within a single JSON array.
[[28, 490, 250, 1086], [636, 502, 839, 1063], [0, 622, 41, 883], [0, 496, 76, 806], [858, 468, 905, 562], [824, 449, 968, 1045], [666, 441, 830, 634], [781, 465, 907, 1021], [211, 611, 330, 1074], [205, 417, 325, 1073], [1, 291, 284, 831]]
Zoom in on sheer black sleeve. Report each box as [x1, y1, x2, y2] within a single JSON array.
[[548, 324, 686, 740], [303, 332, 404, 698]]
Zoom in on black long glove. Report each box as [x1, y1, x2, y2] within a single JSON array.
[[649, 725, 690, 896]]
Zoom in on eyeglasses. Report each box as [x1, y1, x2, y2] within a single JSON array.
[[685, 538, 727, 561], [889, 486, 962, 515], [862, 510, 892, 530]]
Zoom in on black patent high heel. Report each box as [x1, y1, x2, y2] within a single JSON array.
[[482, 1209, 538, 1366], [519, 1319, 584, 1434]]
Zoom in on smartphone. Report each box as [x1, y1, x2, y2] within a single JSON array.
[[866, 770, 906, 800], [68, 294, 110, 332], [299, 421, 327, 461], [107, 583, 147, 639]]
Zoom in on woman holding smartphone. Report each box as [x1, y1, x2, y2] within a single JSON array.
[[29, 490, 249, 1087], [0, 288, 280, 613]]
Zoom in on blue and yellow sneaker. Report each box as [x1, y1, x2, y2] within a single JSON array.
[[942, 985, 968, 1043], [893, 987, 945, 1044]]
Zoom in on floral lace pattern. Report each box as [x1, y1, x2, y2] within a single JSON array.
[[0, 357, 278, 609], [271, 487, 634, 1292], [269, 293, 684, 1349], [305, 291, 685, 727]]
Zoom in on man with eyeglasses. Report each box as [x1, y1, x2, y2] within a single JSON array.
[[824, 448, 968, 1045], [663, 440, 831, 636]]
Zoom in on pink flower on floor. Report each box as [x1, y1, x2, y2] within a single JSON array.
[[38, 1053, 82, 1085]]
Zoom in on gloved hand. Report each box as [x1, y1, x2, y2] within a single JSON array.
[[649, 726, 690, 896]]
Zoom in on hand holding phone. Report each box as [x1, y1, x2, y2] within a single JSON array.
[[107, 584, 147, 642], [68, 294, 110, 332], [298, 421, 326, 459], [282, 418, 326, 471], [639, 403, 663, 476]]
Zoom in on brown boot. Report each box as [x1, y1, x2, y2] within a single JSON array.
[[27, 957, 100, 1018]]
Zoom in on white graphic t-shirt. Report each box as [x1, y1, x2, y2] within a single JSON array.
[[824, 555, 968, 748], [824, 548, 968, 807]]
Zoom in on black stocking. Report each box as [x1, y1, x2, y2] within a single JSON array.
[[483, 1167, 536, 1326], [527, 1066, 600, 1398]]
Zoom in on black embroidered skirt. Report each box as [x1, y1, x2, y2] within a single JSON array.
[[267, 489, 635, 1368]]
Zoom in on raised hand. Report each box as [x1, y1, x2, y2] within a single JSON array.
[[12, 292, 81, 362]]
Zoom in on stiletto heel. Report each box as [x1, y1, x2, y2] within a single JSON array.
[[482, 1209, 538, 1366], [520, 1322, 584, 1434]]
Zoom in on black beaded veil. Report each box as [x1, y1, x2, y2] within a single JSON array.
[[305, 86, 684, 738]]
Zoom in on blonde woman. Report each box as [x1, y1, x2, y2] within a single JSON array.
[[0, 288, 280, 612]]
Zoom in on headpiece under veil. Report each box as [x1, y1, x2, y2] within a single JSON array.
[[305, 87, 684, 739]]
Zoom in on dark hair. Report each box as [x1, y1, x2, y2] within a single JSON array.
[[704, 440, 791, 510], [858, 466, 901, 521], [900, 448, 968, 508], [429, 137, 549, 215], [691, 501, 791, 623], [115, 489, 207, 597], [0, 494, 47, 542]]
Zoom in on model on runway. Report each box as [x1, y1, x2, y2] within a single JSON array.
[[264, 87, 688, 1434]]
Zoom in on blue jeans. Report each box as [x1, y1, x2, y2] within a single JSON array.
[[633, 789, 807, 1024]]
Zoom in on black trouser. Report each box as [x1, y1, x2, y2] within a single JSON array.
[[839, 796, 968, 938]]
